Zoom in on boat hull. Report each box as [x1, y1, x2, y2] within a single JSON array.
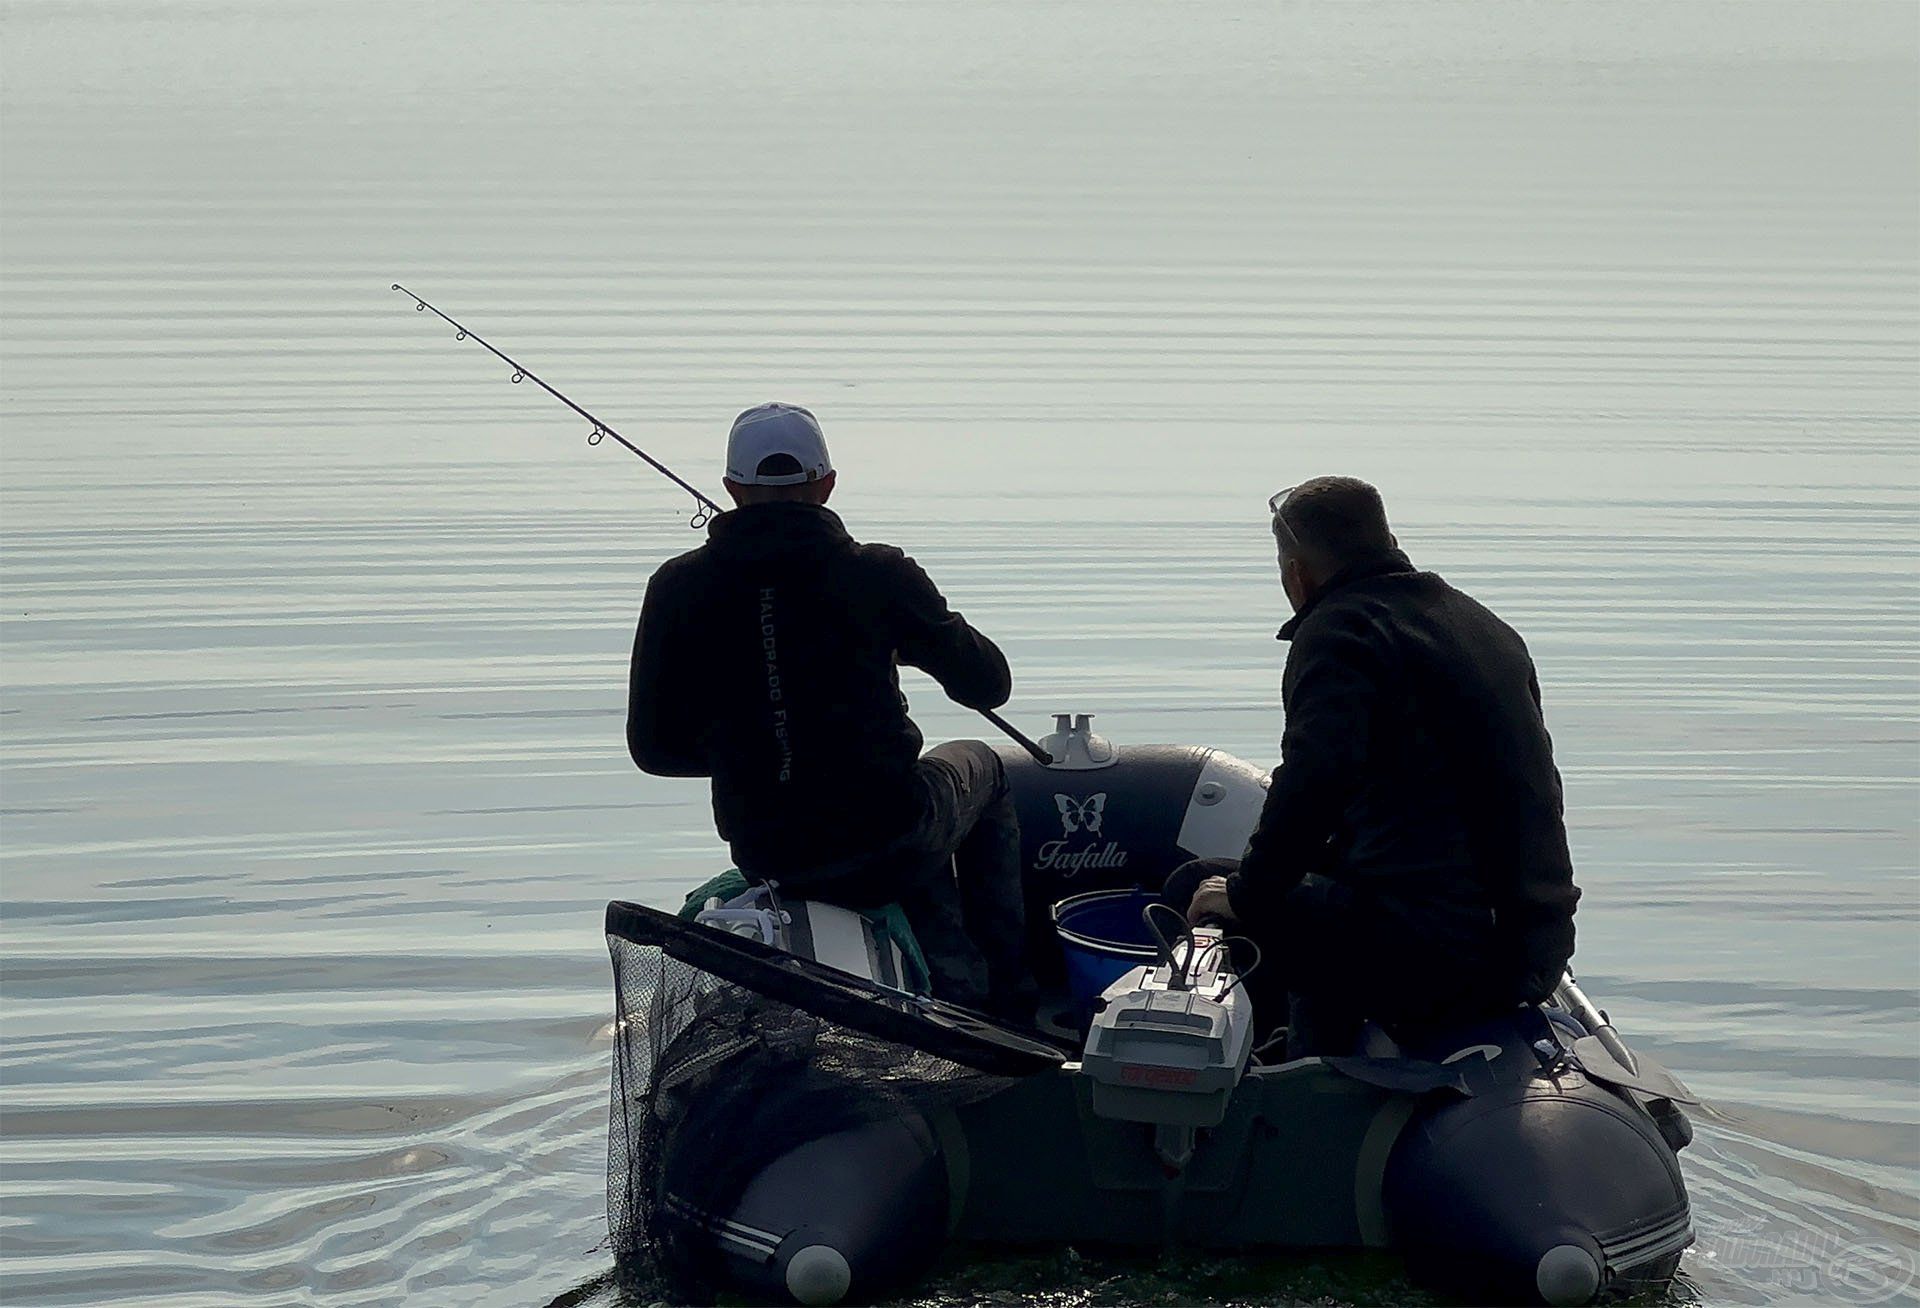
[[646, 1037, 1691, 1305]]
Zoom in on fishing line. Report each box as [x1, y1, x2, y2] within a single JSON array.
[[390, 284, 1053, 765]]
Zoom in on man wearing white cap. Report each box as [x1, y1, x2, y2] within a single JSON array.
[[626, 403, 1034, 1018]]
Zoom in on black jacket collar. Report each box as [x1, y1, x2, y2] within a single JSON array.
[[1278, 549, 1417, 640], [705, 502, 851, 557]]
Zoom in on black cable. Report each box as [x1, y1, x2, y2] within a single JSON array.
[[1214, 936, 1263, 1002], [1141, 901, 1194, 989]]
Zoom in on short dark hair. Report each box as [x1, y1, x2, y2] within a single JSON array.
[[1273, 476, 1394, 565]]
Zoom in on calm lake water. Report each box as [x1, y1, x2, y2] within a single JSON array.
[[2, 3, 1916, 1305]]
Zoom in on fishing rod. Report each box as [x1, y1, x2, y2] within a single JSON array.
[[390, 284, 1053, 766], [392, 283, 722, 527]]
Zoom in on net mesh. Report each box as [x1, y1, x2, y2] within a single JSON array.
[[605, 905, 1049, 1301]]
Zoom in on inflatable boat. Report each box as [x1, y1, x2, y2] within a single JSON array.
[[604, 715, 1696, 1306]]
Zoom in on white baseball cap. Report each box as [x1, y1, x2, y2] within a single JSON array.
[[725, 402, 833, 486]]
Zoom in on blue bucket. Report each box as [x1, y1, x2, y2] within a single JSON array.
[[1052, 888, 1163, 1021]]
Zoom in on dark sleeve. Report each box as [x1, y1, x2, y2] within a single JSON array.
[[885, 550, 1012, 711], [1498, 665, 1580, 1000], [626, 567, 708, 777], [1226, 615, 1384, 922]]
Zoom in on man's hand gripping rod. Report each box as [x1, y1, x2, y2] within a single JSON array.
[[390, 284, 1054, 765]]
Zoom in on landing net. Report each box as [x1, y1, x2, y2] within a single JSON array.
[[604, 900, 1064, 1300]]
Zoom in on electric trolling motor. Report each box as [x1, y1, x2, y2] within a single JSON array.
[[1079, 907, 1256, 1172]]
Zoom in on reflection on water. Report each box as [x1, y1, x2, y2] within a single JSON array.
[[2, 3, 1916, 1305]]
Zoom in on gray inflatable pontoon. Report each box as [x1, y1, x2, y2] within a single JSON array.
[[605, 717, 1695, 1306]]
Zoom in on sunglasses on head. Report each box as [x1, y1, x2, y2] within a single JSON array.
[[1268, 486, 1299, 544]]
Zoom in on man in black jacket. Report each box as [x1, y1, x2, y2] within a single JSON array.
[[627, 402, 1032, 1017], [1173, 476, 1580, 1052]]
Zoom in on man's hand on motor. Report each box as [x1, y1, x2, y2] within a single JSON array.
[[1186, 875, 1238, 926]]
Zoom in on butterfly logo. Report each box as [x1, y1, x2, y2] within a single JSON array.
[[1054, 792, 1107, 837]]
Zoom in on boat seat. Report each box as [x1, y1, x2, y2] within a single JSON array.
[[679, 873, 933, 995]]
